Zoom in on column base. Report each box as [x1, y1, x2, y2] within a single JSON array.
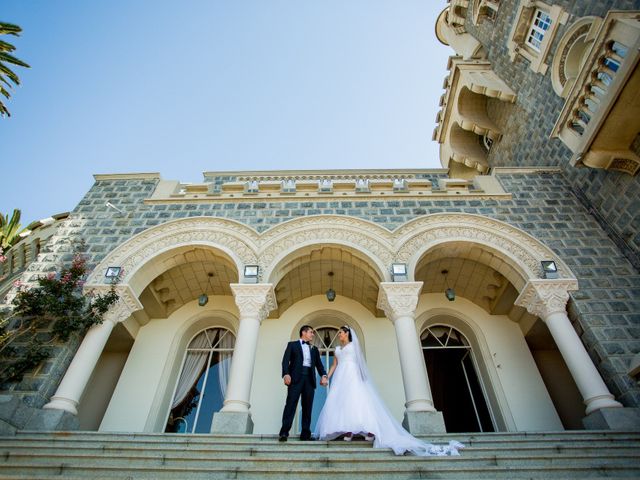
[[402, 410, 446, 434], [43, 396, 79, 415], [583, 407, 640, 431], [210, 411, 254, 434], [0, 394, 79, 433]]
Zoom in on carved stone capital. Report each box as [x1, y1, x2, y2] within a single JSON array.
[[230, 284, 277, 323], [86, 284, 144, 324], [376, 282, 424, 322], [514, 279, 579, 320]]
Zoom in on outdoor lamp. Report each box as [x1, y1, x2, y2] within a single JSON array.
[[442, 269, 455, 301], [541, 260, 558, 279], [243, 265, 259, 283], [198, 272, 214, 307], [105, 266, 121, 280], [326, 271, 336, 302], [391, 263, 408, 282]]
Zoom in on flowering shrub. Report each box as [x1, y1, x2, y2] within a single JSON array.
[[0, 254, 120, 384]]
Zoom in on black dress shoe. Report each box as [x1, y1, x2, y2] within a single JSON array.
[[279, 435, 287, 442]]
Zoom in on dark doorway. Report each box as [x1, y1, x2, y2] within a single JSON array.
[[422, 326, 494, 433]]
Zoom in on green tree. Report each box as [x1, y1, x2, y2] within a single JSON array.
[[0, 209, 26, 249], [0, 22, 30, 118]]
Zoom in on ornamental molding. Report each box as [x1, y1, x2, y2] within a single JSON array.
[[259, 216, 394, 282], [87, 284, 144, 324], [377, 282, 424, 322], [230, 283, 277, 322], [394, 213, 573, 284], [514, 279, 579, 319], [85, 217, 260, 288]]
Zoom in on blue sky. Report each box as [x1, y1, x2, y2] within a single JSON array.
[[1, 1, 451, 224]]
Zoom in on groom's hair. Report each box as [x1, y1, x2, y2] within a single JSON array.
[[300, 325, 313, 337]]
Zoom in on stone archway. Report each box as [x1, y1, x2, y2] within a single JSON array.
[[85, 217, 260, 296], [393, 213, 576, 287]]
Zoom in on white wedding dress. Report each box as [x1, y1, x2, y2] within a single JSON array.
[[313, 337, 463, 456]]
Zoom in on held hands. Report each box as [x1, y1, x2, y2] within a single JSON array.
[[283, 374, 328, 386]]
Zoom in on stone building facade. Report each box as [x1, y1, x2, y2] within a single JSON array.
[[0, 0, 639, 436]]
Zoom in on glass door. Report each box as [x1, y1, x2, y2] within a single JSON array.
[[296, 326, 339, 433]]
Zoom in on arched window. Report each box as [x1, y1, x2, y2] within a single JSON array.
[[165, 327, 235, 434]]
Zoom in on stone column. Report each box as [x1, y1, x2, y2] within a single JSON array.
[[211, 283, 276, 434], [43, 287, 142, 415], [377, 282, 445, 433], [514, 279, 635, 429]]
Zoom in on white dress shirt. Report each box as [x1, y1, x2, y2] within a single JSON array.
[[300, 339, 311, 367]]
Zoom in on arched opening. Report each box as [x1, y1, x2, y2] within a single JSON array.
[[422, 324, 494, 432], [413, 239, 584, 430], [82, 243, 240, 432], [271, 245, 384, 317], [165, 327, 235, 434]]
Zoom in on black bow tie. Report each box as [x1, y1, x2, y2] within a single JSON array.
[[302, 341, 311, 345]]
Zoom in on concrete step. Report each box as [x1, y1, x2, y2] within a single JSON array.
[[1, 442, 639, 458], [0, 462, 638, 479], [0, 431, 638, 479]]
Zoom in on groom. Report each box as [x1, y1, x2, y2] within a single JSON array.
[[279, 325, 328, 441]]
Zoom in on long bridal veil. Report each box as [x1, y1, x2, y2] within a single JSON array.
[[338, 328, 463, 456]]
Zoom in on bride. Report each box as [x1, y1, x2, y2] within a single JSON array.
[[313, 325, 464, 456]]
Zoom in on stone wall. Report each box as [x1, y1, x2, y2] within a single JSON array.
[[1, 170, 638, 410], [462, 0, 640, 270]]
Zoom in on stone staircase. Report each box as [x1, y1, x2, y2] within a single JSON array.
[[0, 430, 638, 479]]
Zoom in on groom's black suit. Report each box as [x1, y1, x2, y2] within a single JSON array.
[[279, 340, 327, 440]]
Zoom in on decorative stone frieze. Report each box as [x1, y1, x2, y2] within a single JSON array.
[[394, 213, 573, 289], [85, 217, 260, 288], [260, 216, 394, 282]]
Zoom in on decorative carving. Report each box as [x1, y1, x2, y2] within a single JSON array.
[[88, 284, 144, 324], [377, 282, 424, 322], [85, 217, 260, 286], [260, 216, 394, 280], [230, 284, 277, 322], [394, 213, 573, 283], [514, 279, 579, 319]]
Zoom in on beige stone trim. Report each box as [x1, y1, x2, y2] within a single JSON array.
[[83, 213, 575, 311], [394, 213, 575, 290], [93, 173, 161, 181]]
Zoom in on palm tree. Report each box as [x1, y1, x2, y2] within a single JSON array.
[[0, 22, 30, 118], [0, 209, 26, 249]]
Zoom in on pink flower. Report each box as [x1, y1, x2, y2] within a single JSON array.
[[13, 280, 23, 289], [0, 255, 5, 264], [47, 272, 56, 280], [61, 273, 73, 284]]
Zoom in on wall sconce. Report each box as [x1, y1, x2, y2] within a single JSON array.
[[198, 272, 214, 307], [541, 260, 558, 279], [243, 265, 259, 283], [326, 271, 336, 302], [442, 269, 455, 301], [391, 263, 408, 282], [105, 266, 121, 282]]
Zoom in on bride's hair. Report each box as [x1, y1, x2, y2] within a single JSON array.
[[340, 325, 353, 342]]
